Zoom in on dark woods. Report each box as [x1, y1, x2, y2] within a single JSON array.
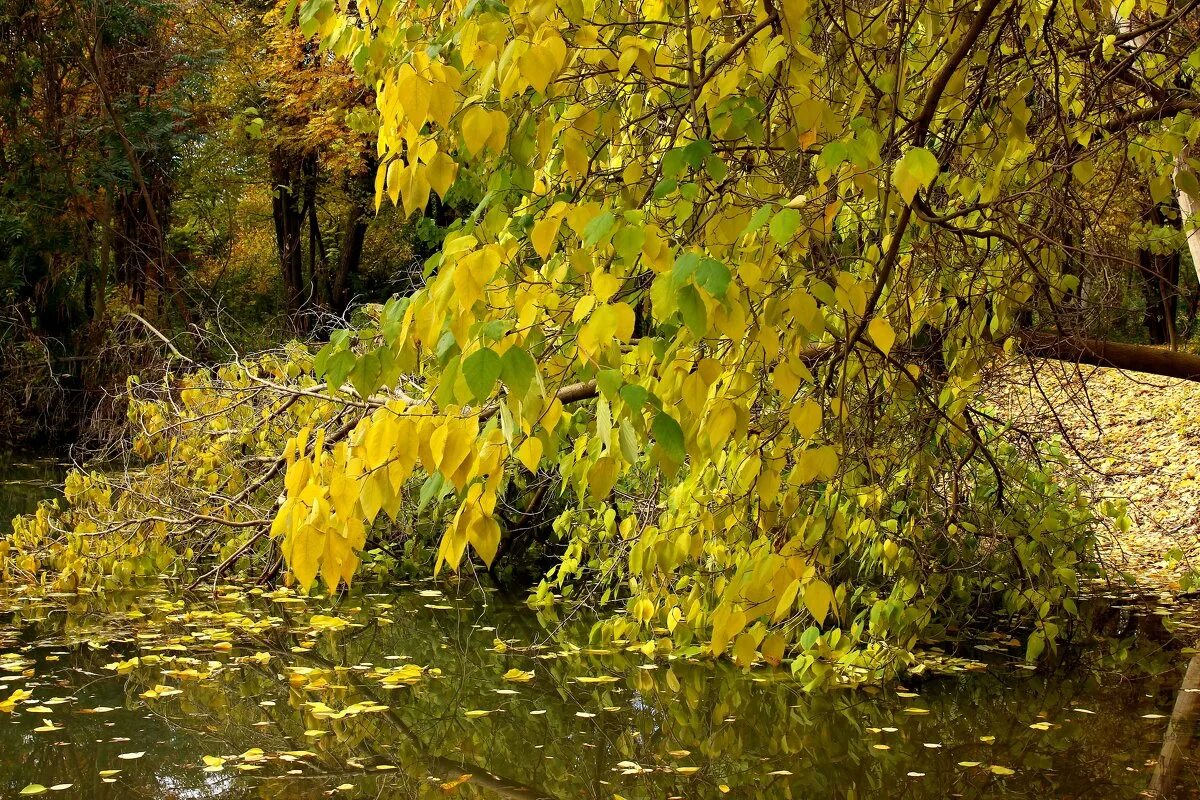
[[0, 0, 470, 446]]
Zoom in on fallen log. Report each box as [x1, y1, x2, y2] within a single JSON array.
[[1020, 333, 1200, 383]]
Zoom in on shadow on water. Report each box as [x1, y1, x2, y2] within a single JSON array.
[[0, 453, 62, 534], [1, 459, 1200, 798]]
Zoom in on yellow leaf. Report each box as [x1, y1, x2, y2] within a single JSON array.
[[732, 631, 757, 667], [516, 437, 542, 473], [287, 526, 324, 591], [586, 455, 619, 500], [385, 159, 403, 206], [867, 316, 896, 357], [563, 129, 588, 177], [710, 603, 746, 654], [789, 399, 822, 439], [804, 579, 834, 623], [441, 773, 473, 791], [486, 110, 508, 152], [518, 33, 567, 94], [359, 474, 384, 524], [0, 688, 31, 712], [461, 106, 493, 156], [592, 271, 620, 302], [467, 511, 501, 567], [401, 162, 432, 217], [773, 578, 800, 622], [308, 614, 348, 631], [426, 151, 458, 198], [531, 216, 562, 260], [761, 633, 786, 666]]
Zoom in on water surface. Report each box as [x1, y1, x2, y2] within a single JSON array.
[[0, 585, 1196, 799], [0, 458, 1198, 799]]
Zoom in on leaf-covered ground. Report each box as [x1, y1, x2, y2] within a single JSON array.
[[996, 361, 1200, 591]]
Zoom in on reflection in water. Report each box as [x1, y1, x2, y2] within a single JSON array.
[[1149, 649, 1200, 799], [0, 452, 62, 533], [0, 458, 1198, 798], [0, 585, 1197, 800]]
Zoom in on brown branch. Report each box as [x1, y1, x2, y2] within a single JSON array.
[[1020, 333, 1200, 382], [1102, 99, 1200, 133], [841, 0, 1006, 362]]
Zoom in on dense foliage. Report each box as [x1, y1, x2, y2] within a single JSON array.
[[4, 0, 1200, 680]]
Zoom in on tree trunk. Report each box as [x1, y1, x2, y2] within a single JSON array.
[[1174, 147, 1200, 285], [270, 147, 305, 325], [1147, 650, 1200, 798], [1139, 237, 1181, 349], [330, 207, 367, 317], [1138, 203, 1182, 348], [328, 163, 376, 316]]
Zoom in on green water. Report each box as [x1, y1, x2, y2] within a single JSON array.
[[0, 586, 1197, 799], [0, 453, 62, 532], [0, 460, 1199, 799]]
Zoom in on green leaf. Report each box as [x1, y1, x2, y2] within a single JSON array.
[[612, 226, 645, 262], [769, 208, 801, 244], [620, 383, 649, 411], [681, 139, 713, 168], [418, 472, 447, 512], [434, 330, 461, 365], [462, 347, 503, 402], [676, 284, 707, 337], [662, 148, 688, 178], [1176, 168, 1200, 200], [799, 626, 820, 650], [743, 204, 773, 236], [435, 355, 460, 409], [619, 419, 640, 462], [349, 350, 383, 399], [582, 211, 617, 246], [500, 347, 537, 398], [671, 251, 700, 286], [892, 146, 939, 203], [651, 412, 685, 462], [1071, 159, 1095, 185], [323, 349, 356, 391], [1026, 630, 1045, 662], [705, 154, 728, 182], [596, 369, 623, 399], [694, 257, 731, 299], [652, 178, 678, 199]]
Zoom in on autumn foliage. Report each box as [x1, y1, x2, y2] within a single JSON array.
[[6, 0, 1200, 680]]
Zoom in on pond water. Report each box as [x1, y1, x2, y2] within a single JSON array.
[[0, 453, 63, 532], [0, 461, 1199, 799]]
